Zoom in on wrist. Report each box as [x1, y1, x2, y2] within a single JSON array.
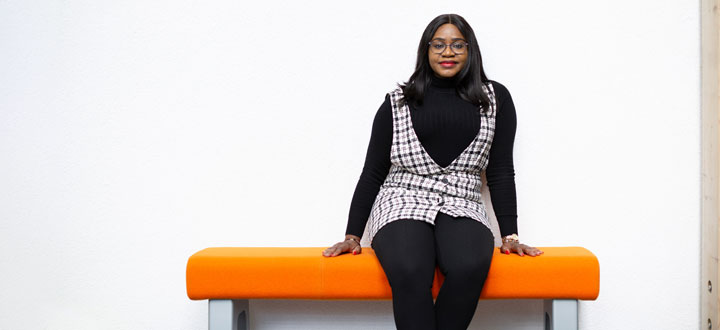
[[502, 233, 519, 244], [344, 235, 361, 246]]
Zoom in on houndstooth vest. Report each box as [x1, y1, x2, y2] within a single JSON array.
[[367, 82, 498, 244]]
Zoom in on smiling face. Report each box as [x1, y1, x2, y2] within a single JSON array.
[[428, 23, 468, 79]]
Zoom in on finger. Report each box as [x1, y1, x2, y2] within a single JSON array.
[[322, 246, 336, 257], [322, 245, 337, 256], [523, 246, 541, 256], [339, 242, 356, 256], [352, 245, 362, 255], [522, 245, 535, 256], [332, 244, 346, 256], [331, 243, 347, 257], [505, 244, 515, 254], [503, 244, 514, 255], [516, 245, 525, 256], [499, 245, 509, 254]]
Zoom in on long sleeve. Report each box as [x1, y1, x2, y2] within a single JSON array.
[[486, 81, 519, 237], [344, 94, 393, 238]]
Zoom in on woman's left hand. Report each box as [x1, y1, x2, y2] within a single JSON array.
[[499, 242, 543, 257]]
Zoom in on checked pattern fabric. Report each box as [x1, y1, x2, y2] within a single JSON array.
[[367, 82, 498, 244]]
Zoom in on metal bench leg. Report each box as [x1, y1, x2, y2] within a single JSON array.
[[544, 299, 578, 330], [209, 299, 249, 330]]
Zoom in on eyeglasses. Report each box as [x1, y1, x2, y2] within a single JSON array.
[[428, 40, 468, 55]]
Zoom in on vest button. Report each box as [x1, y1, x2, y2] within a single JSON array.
[[441, 178, 449, 184]]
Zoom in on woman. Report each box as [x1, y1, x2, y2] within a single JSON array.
[[323, 13, 543, 330]]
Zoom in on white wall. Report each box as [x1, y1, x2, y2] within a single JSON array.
[[0, 1, 700, 329]]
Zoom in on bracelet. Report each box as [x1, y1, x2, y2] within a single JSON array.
[[502, 233, 519, 244], [345, 237, 360, 246]]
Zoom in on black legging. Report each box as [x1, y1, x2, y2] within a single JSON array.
[[371, 212, 495, 330]]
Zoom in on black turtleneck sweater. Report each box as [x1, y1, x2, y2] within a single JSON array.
[[345, 75, 518, 238]]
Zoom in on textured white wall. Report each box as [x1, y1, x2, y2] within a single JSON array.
[[0, 1, 700, 329]]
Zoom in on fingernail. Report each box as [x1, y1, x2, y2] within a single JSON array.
[[353, 251, 357, 255], [505, 250, 509, 254]]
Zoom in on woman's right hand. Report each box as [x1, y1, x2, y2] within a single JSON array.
[[322, 235, 362, 257]]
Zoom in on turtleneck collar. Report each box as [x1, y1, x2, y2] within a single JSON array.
[[429, 74, 459, 92]]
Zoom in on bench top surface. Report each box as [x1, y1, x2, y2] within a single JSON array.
[[186, 247, 599, 301]]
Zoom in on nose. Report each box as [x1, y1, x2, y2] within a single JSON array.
[[442, 44, 455, 56]]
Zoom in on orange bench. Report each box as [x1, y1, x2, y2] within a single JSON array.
[[186, 247, 599, 330]]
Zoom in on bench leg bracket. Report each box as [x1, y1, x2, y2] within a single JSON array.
[[209, 299, 249, 330], [206, 298, 575, 329], [544, 299, 578, 330]]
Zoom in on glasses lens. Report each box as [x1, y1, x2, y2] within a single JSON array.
[[450, 42, 466, 54], [430, 41, 446, 54]]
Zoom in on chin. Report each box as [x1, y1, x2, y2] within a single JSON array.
[[438, 72, 458, 78], [432, 69, 458, 78]]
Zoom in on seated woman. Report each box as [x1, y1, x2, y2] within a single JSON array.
[[323, 13, 542, 330]]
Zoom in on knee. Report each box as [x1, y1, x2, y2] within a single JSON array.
[[385, 259, 434, 291], [444, 253, 492, 281]]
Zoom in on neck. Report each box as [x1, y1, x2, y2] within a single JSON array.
[[430, 74, 458, 91]]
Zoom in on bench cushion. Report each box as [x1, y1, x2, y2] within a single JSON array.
[[186, 247, 599, 300]]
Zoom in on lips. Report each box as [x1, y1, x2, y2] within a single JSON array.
[[439, 61, 457, 68]]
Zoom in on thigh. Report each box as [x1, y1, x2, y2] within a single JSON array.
[[434, 213, 495, 276], [371, 219, 436, 287]]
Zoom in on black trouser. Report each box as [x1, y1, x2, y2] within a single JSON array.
[[370, 212, 495, 330]]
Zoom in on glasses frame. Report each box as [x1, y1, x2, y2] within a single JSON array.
[[428, 40, 469, 55]]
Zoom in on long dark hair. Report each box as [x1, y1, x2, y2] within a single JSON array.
[[398, 14, 491, 112]]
